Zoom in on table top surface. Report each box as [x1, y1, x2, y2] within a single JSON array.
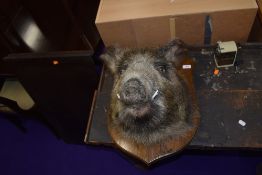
[[85, 45, 262, 150]]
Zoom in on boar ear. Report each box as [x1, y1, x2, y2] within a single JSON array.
[[100, 46, 125, 74], [161, 39, 188, 67]]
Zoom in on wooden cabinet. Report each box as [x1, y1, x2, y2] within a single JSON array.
[[0, 0, 101, 56]]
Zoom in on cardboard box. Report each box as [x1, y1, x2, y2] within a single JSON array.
[[96, 0, 257, 47]]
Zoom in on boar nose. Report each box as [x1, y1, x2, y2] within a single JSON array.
[[121, 78, 147, 104]]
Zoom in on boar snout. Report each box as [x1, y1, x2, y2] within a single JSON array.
[[120, 78, 148, 105]]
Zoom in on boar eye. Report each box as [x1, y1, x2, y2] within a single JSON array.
[[158, 65, 167, 73], [118, 64, 128, 74], [155, 62, 169, 74], [154, 62, 171, 80]]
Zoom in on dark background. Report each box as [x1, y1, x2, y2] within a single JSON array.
[[0, 0, 100, 58], [0, 0, 262, 174]]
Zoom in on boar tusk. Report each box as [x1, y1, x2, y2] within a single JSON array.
[[151, 90, 159, 100], [117, 93, 121, 100]]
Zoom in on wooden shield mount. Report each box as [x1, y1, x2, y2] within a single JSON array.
[[108, 57, 200, 165]]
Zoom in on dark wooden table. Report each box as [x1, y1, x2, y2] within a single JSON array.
[[85, 44, 262, 150]]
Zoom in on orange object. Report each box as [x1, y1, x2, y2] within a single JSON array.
[[52, 60, 59, 65], [214, 69, 219, 75]]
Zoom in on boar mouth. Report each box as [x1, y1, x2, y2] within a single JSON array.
[[124, 103, 151, 118], [117, 77, 161, 118]]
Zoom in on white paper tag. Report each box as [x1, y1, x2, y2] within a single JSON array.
[[238, 120, 246, 126], [182, 65, 191, 69]]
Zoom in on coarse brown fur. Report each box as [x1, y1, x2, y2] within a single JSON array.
[[101, 39, 194, 145]]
